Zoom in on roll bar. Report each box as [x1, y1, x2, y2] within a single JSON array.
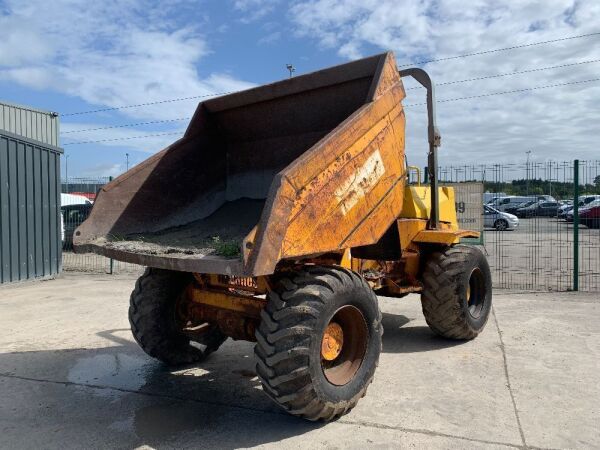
[[399, 68, 441, 229]]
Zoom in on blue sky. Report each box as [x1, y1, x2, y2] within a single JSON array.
[[1, 0, 599, 178]]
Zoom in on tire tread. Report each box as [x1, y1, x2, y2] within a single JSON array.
[[254, 266, 381, 421]]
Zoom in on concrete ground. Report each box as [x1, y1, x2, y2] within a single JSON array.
[[483, 217, 600, 292], [0, 274, 598, 450]]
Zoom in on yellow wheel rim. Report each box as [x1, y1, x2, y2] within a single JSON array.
[[320, 305, 368, 386], [321, 322, 344, 361]]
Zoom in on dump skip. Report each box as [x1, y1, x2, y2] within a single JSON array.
[[101, 198, 264, 259]]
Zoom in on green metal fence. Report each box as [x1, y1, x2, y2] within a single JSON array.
[[61, 177, 141, 274], [439, 160, 600, 292]]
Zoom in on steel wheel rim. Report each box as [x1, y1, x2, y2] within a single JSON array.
[[466, 268, 486, 318], [321, 305, 368, 386], [496, 220, 507, 230]]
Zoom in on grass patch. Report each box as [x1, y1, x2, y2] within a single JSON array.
[[210, 236, 241, 258]]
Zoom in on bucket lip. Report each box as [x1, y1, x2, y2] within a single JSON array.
[[204, 51, 393, 113], [75, 241, 248, 275]]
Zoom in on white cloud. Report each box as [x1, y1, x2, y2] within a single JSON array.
[[289, 0, 600, 164], [60, 122, 187, 153], [80, 163, 124, 178], [0, 0, 256, 175], [0, 0, 255, 123], [233, 0, 280, 23], [258, 31, 282, 45]]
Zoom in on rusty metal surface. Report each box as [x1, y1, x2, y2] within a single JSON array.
[[187, 288, 266, 319], [184, 303, 259, 341], [180, 279, 266, 341], [74, 52, 407, 276]]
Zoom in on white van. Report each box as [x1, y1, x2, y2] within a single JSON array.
[[484, 192, 507, 204], [61, 193, 92, 207], [60, 193, 91, 248], [489, 195, 555, 212]]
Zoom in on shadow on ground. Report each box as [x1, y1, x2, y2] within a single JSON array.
[[381, 312, 466, 353], [0, 312, 467, 448]]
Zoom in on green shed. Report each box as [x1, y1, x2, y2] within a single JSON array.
[[0, 101, 62, 284]]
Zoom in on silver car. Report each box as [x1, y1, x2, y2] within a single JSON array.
[[484, 205, 519, 231]]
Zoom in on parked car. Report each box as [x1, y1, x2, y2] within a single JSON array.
[[483, 205, 519, 230], [557, 202, 574, 219], [484, 192, 507, 204], [61, 203, 93, 249], [515, 201, 560, 218], [580, 202, 600, 229], [504, 200, 535, 215], [580, 194, 600, 205], [565, 197, 600, 222], [69, 191, 97, 203], [488, 195, 555, 212]]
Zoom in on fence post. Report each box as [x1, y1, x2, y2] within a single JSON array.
[[108, 176, 114, 275], [573, 160, 579, 291]]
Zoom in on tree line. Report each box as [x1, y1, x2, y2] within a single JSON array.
[[440, 176, 600, 200], [483, 176, 600, 199]]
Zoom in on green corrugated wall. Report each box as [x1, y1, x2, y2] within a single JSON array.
[[0, 131, 62, 283]]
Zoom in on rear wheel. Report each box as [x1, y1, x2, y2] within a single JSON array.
[[254, 266, 382, 421], [494, 219, 508, 231], [421, 245, 492, 339], [129, 268, 227, 366]]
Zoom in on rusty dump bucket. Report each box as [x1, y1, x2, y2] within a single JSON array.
[[74, 52, 407, 276]]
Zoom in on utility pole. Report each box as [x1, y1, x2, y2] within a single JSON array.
[[548, 161, 552, 198], [126, 153, 130, 171], [286, 64, 295, 78], [526, 150, 532, 195]]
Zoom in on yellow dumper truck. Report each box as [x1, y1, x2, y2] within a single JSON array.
[[75, 52, 492, 421]]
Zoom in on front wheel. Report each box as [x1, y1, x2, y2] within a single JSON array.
[[254, 266, 382, 421], [494, 219, 508, 231], [129, 268, 227, 366], [421, 245, 492, 339]]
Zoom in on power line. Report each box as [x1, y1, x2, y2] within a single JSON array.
[[403, 77, 600, 107], [405, 58, 600, 90], [61, 92, 234, 117], [397, 31, 600, 67], [61, 117, 190, 134], [62, 131, 184, 146], [61, 57, 596, 134], [60, 32, 600, 118], [62, 78, 600, 145]]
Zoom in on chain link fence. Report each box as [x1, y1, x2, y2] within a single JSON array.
[[60, 160, 600, 291], [441, 160, 600, 292], [61, 177, 141, 274]]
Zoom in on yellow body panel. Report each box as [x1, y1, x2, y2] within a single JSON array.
[[413, 228, 480, 245], [397, 218, 427, 250], [400, 186, 458, 226]]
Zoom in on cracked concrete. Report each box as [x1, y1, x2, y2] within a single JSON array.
[[0, 273, 598, 449]]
